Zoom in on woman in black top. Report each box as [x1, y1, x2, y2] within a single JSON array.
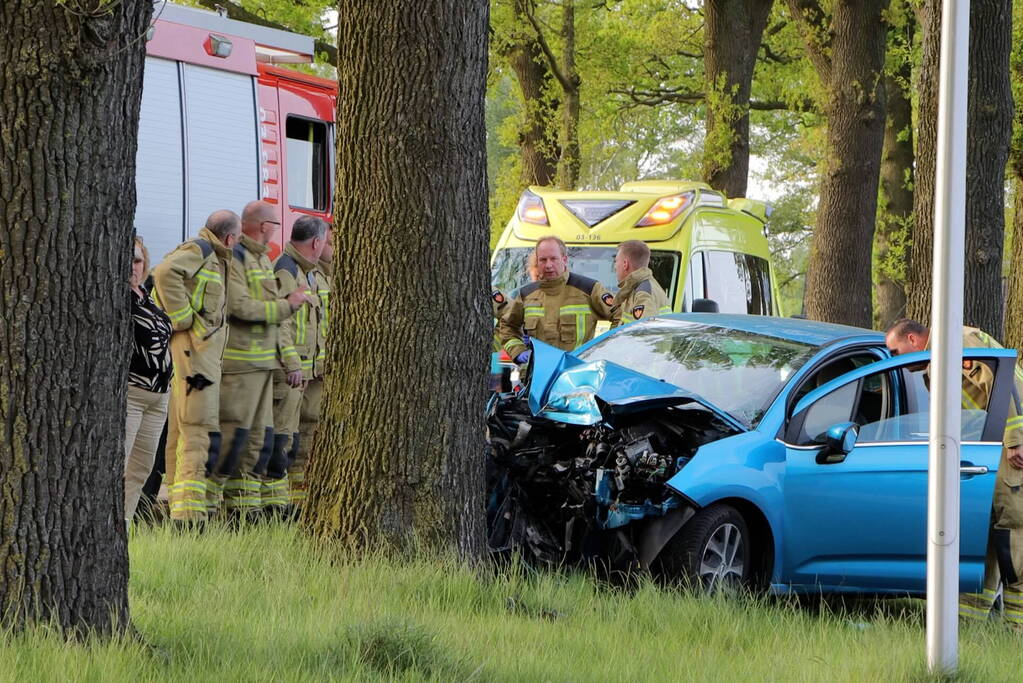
[[124, 236, 173, 524]]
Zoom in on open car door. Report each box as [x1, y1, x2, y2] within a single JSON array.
[[778, 348, 1017, 594]]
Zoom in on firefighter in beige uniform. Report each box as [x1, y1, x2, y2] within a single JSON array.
[[288, 225, 333, 508], [267, 216, 328, 511], [499, 236, 613, 363], [216, 201, 313, 518], [886, 320, 1023, 628], [610, 240, 670, 328], [152, 211, 240, 523]]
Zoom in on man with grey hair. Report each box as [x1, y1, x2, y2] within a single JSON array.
[[498, 235, 613, 365], [215, 201, 314, 521], [264, 215, 329, 514], [153, 209, 241, 526]]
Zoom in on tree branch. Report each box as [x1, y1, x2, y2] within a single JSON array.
[[609, 86, 818, 113], [516, 0, 574, 92], [785, 0, 832, 80], [193, 0, 337, 66]]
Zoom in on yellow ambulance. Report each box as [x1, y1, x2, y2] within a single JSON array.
[[491, 180, 781, 318]]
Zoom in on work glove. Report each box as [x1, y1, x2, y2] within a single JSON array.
[[515, 350, 532, 365]]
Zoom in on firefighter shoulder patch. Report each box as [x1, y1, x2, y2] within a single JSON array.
[[632, 305, 645, 319], [492, 290, 505, 305], [601, 292, 614, 307]]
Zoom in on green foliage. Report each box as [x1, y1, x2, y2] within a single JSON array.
[[2, 525, 1023, 680]]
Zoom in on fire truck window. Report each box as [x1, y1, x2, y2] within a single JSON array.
[[286, 117, 328, 211]]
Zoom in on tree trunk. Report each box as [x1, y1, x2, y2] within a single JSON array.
[[557, 0, 580, 190], [790, 0, 889, 327], [304, 0, 490, 558], [962, 0, 1013, 339], [500, 5, 559, 187], [703, 0, 774, 198], [874, 7, 914, 331], [909, 0, 1014, 336], [0, 0, 152, 634], [1006, 179, 1023, 352], [1003, 7, 1023, 352], [906, 0, 940, 323]]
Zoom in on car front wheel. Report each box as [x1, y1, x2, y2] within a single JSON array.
[[658, 504, 752, 593]]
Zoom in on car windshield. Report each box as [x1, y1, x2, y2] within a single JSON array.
[[491, 247, 680, 301], [577, 320, 818, 427]]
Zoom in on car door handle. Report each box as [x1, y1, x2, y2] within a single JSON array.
[[959, 465, 989, 476]]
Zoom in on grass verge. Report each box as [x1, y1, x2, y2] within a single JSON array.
[[0, 523, 1019, 681]]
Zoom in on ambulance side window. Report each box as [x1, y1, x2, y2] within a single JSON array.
[[286, 117, 329, 211]]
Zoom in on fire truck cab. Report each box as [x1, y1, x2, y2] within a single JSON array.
[[136, 2, 336, 262]]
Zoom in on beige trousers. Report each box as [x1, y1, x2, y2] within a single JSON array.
[[124, 385, 169, 523]]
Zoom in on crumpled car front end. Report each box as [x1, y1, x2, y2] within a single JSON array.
[[486, 341, 743, 571]]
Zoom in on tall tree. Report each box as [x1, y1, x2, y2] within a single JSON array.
[[905, 0, 940, 324], [517, 0, 581, 189], [303, 0, 490, 557], [0, 0, 153, 633], [492, 0, 560, 187], [874, 1, 914, 330], [1004, 0, 1023, 352], [908, 0, 1015, 338], [787, 0, 890, 327], [703, 0, 774, 198], [962, 0, 1014, 338]]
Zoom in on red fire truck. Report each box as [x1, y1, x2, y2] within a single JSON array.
[[136, 2, 336, 261]]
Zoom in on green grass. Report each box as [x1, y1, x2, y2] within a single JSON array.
[[0, 523, 1020, 681]]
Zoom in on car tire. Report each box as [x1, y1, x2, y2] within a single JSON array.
[[657, 504, 752, 594]]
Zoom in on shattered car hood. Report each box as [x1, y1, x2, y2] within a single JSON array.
[[526, 340, 746, 431]]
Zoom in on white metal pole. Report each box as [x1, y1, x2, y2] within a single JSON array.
[[927, 0, 969, 673]]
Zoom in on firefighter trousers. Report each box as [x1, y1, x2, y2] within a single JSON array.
[[959, 479, 1023, 625], [166, 332, 225, 522], [265, 370, 302, 508], [215, 370, 275, 515], [288, 376, 323, 506]]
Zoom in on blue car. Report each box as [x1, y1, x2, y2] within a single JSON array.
[[486, 314, 1017, 594]]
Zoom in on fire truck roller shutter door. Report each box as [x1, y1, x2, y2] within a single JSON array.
[[182, 63, 260, 237], [134, 56, 185, 264]]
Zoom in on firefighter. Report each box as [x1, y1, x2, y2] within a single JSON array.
[[266, 216, 328, 513], [498, 236, 613, 364], [885, 319, 1023, 629], [215, 201, 313, 520], [152, 210, 241, 525], [287, 224, 333, 511], [610, 239, 670, 328]]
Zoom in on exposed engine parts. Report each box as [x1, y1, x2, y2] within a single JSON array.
[[486, 392, 739, 569]]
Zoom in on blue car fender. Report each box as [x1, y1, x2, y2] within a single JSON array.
[[665, 432, 787, 582]]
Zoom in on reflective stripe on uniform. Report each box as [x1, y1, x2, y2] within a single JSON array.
[[560, 304, 591, 347], [223, 348, 277, 362], [523, 306, 543, 318], [166, 305, 194, 323]]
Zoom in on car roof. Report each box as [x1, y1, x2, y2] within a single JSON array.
[[652, 313, 883, 347]]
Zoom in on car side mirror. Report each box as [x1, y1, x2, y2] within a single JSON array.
[[815, 421, 858, 464]]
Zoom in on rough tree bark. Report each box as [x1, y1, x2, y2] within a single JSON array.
[[1007, 178, 1023, 352], [0, 0, 152, 633], [496, 2, 560, 187], [1004, 5, 1023, 352], [906, 0, 940, 323], [908, 0, 1014, 338], [962, 0, 1013, 339], [874, 5, 914, 330], [303, 0, 490, 558], [788, 0, 890, 327], [703, 0, 774, 198]]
